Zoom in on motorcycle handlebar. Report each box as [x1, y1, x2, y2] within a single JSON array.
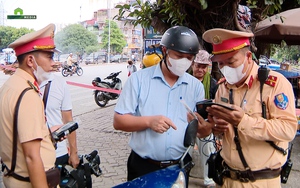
[[86, 150, 98, 161], [104, 71, 122, 79]]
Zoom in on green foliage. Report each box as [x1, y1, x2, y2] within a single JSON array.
[[160, 0, 186, 26], [198, 0, 208, 9], [85, 46, 100, 55], [114, 0, 298, 32], [0, 26, 34, 50], [272, 42, 300, 62], [54, 24, 99, 55], [100, 20, 126, 54], [114, 0, 161, 29]]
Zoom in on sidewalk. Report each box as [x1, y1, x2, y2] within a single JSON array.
[[1, 103, 299, 188]]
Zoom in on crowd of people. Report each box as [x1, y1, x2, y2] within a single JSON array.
[[0, 22, 298, 188]]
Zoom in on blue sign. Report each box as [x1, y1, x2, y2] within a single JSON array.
[[144, 39, 161, 53], [145, 27, 162, 39]]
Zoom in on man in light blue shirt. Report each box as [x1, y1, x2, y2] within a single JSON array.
[[114, 26, 212, 181]]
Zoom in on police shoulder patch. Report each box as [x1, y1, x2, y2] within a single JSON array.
[[274, 93, 289, 110], [265, 75, 277, 87]]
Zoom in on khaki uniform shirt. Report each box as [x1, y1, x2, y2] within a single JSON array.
[[67, 56, 74, 66], [0, 69, 55, 188], [215, 63, 297, 171]]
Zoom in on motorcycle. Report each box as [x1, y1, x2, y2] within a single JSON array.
[[92, 71, 122, 107], [113, 119, 198, 188], [61, 62, 83, 77]]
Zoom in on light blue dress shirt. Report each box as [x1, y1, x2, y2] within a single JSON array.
[[115, 64, 204, 161]]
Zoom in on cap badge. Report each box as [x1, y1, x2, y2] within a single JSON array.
[[50, 30, 55, 39], [212, 35, 222, 44]]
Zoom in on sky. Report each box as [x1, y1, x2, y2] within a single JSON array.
[[1, 0, 126, 31]]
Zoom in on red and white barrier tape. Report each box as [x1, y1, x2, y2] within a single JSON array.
[[66, 81, 121, 94]]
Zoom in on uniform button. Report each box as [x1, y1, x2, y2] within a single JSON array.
[[241, 128, 245, 131]]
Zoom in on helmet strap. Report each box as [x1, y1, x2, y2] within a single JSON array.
[[162, 49, 171, 73]]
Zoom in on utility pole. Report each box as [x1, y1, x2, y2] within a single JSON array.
[[0, 1, 5, 26], [79, 5, 82, 22], [107, 0, 111, 63]]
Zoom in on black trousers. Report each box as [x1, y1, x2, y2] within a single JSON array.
[[127, 150, 191, 187]]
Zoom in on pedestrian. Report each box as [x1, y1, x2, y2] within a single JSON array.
[[131, 53, 135, 63], [202, 28, 298, 187], [191, 50, 218, 99], [39, 72, 80, 168], [191, 50, 218, 188], [0, 23, 59, 188], [127, 60, 137, 76], [113, 26, 212, 184]]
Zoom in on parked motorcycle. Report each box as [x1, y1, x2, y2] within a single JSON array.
[[61, 62, 83, 77], [113, 119, 198, 188], [92, 71, 122, 107]]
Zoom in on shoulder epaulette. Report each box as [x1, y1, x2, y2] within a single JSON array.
[[265, 75, 277, 87], [27, 80, 39, 93], [217, 77, 226, 85]]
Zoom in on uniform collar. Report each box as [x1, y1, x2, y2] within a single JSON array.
[[14, 68, 36, 84]]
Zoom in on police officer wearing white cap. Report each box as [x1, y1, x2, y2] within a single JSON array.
[[0, 23, 58, 188], [202, 28, 297, 188]]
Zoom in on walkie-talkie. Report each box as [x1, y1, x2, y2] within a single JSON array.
[[258, 65, 269, 118], [281, 143, 293, 184]]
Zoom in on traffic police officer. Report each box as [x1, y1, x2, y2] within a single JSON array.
[[202, 28, 298, 188], [0, 24, 58, 188]]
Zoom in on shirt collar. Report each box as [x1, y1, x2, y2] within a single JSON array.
[[39, 73, 54, 88]]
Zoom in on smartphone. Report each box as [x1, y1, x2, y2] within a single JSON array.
[[196, 99, 234, 119], [52, 121, 78, 141]]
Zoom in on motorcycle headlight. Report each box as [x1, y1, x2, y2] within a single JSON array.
[[92, 77, 101, 86], [171, 171, 186, 188]]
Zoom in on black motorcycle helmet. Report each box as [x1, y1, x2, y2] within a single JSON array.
[[160, 26, 200, 55]]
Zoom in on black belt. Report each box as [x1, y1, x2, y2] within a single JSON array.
[[223, 167, 281, 182], [147, 158, 180, 168]]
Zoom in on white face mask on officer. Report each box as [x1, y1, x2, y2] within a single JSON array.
[[32, 57, 52, 85], [167, 54, 193, 77], [219, 55, 248, 85]]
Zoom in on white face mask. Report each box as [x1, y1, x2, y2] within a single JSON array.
[[32, 58, 52, 85], [219, 56, 248, 85], [167, 57, 192, 77]]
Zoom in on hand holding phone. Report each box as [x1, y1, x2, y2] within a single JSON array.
[[52, 121, 78, 141], [180, 98, 197, 120], [196, 99, 233, 119]]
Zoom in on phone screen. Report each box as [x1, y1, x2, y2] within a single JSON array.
[[196, 100, 233, 119]]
